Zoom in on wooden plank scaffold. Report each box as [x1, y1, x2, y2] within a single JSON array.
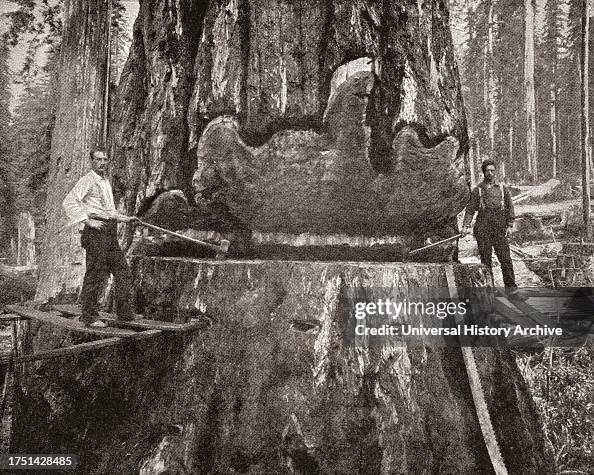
[[4, 305, 210, 364]]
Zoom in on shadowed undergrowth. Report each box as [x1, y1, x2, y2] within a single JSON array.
[[516, 346, 594, 473]]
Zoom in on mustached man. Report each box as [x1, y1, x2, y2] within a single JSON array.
[[461, 159, 517, 289], [63, 149, 136, 328]]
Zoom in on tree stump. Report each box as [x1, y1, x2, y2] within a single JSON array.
[[10, 257, 552, 474]]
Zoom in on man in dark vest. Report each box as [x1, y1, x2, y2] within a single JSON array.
[[461, 159, 517, 288]]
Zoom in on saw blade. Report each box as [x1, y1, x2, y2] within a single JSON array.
[[445, 265, 509, 475]]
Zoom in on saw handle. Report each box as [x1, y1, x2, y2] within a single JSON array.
[[135, 219, 229, 257], [88, 212, 134, 223], [87, 213, 112, 222], [409, 234, 463, 255]]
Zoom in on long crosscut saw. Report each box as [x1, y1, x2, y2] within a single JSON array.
[[89, 213, 230, 259], [445, 266, 509, 475]]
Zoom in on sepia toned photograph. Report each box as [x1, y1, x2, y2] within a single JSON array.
[[0, 0, 593, 473]]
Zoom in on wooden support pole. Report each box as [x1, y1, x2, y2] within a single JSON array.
[[15, 329, 162, 364]]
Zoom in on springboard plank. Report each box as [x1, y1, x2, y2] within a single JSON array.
[[6, 305, 139, 338], [52, 304, 208, 332]]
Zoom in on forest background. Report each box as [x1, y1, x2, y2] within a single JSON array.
[[2, 0, 593, 260]]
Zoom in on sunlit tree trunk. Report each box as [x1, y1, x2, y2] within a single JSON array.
[[550, 84, 558, 178], [35, 0, 110, 300], [508, 121, 514, 180], [581, 0, 591, 239], [487, 0, 497, 159], [525, 0, 537, 182]]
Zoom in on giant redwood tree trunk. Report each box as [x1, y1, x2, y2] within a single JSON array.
[[12, 259, 553, 474], [110, 0, 207, 224], [35, 0, 110, 300], [112, 0, 470, 259]]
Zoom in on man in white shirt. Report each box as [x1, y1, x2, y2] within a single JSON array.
[[63, 149, 136, 328]]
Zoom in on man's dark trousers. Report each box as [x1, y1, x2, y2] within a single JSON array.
[[474, 210, 516, 288], [80, 221, 133, 322]]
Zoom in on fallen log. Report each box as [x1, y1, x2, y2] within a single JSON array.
[[511, 179, 562, 204], [0, 264, 37, 278], [516, 199, 580, 218], [510, 245, 533, 259]]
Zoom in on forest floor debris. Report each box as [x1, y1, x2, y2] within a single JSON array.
[[516, 346, 594, 473]]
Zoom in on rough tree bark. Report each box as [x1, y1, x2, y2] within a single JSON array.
[[524, 0, 538, 182], [486, 0, 497, 160], [508, 120, 514, 178], [113, 0, 470, 260], [11, 258, 553, 474], [550, 85, 558, 179], [110, 0, 208, 223], [35, 0, 110, 301], [468, 137, 477, 186], [16, 212, 35, 267], [581, 0, 591, 240]]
